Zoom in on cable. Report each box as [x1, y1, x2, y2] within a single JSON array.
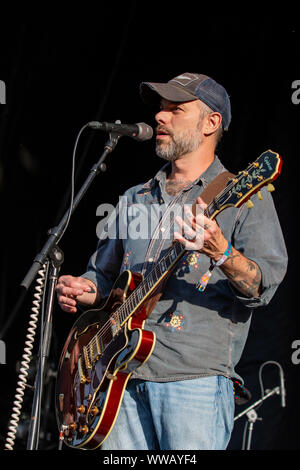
[[56, 123, 89, 244], [4, 264, 47, 450], [4, 123, 88, 450]]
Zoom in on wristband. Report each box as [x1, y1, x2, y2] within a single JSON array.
[[196, 241, 232, 292]]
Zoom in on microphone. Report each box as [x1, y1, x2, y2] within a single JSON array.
[[260, 360, 286, 408], [88, 121, 153, 141]]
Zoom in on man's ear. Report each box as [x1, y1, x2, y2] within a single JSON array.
[[203, 112, 222, 136]]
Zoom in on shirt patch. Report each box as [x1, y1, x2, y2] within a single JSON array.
[[164, 312, 185, 332]]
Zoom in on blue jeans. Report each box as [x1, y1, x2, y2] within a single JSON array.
[[101, 375, 235, 450]]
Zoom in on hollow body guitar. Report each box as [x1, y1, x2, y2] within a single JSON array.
[[56, 270, 156, 450], [55, 150, 282, 450]]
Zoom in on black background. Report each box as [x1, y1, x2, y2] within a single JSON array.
[[0, 7, 299, 451]]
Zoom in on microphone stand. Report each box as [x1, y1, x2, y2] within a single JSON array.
[[21, 130, 121, 450], [234, 386, 281, 450]]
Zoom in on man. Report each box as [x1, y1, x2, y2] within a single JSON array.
[[56, 73, 288, 450]]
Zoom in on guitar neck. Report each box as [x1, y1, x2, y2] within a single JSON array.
[[110, 149, 283, 329], [82, 150, 283, 368], [115, 203, 215, 328]]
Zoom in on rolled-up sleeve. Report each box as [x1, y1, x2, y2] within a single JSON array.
[[81, 201, 125, 299], [81, 236, 124, 300], [230, 187, 288, 308]]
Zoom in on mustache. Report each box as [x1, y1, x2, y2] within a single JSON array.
[[155, 125, 174, 138]]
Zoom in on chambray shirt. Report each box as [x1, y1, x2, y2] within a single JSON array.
[[82, 156, 288, 383]]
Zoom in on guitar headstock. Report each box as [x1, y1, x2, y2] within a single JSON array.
[[217, 150, 282, 211]]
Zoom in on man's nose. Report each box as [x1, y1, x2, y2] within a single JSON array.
[[155, 109, 171, 125]]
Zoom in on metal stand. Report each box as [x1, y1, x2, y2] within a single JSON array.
[[21, 131, 121, 292], [234, 386, 280, 450], [26, 260, 62, 449], [6, 129, 121, 450]]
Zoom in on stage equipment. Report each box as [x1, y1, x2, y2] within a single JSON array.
[[234, 360, 286, 450], [4, 120, 152, 450]]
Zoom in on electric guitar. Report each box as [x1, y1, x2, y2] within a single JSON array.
[[55, 149, 282, 449]]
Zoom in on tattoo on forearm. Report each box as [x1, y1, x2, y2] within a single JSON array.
[[221, 250, 262, 298], [229, 277, 261, 298], [225, 250, 241, 270]]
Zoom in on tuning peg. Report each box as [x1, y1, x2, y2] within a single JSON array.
[[246, 200, 254, 209], [267, 183, 275, 192], [257, 191, 263, 200]]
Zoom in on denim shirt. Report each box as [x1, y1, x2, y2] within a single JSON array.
[[82, 156, 288, 383]]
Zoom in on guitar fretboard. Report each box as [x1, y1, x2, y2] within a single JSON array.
[[87, 198, 220, 362], [117, 239, 185, 324], [114, 203, 217, 327]]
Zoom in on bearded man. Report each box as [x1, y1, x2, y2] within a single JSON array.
[[56, 73, 287, 450]]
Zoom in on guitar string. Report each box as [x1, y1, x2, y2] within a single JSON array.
[[84, 159, 268, 360], [85, 163, 239, 356], [85, 241, 186, 359], [86, 242, 184, 355], [84, 167, 253, 358]]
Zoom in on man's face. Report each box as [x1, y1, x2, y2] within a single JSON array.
[[155, 99, 204, 161]]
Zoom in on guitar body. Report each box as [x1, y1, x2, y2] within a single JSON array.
[[55, 270, 156, 450]]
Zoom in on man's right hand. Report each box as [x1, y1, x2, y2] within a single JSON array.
[[56, 275, 98, 313]]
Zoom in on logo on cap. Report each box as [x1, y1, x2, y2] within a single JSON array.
[[171, 73, 201, 87]]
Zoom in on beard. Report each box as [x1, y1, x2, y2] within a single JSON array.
[[155, 123, 203, 162]]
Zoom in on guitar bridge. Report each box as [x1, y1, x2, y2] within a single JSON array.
[[83, 345, 92, 370], [78, 355, 88, 384]]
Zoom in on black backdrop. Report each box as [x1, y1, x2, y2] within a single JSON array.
[[0, 9, 299, 451]]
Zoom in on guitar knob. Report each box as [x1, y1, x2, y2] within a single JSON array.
[[69, 422, 77, 431], [77, 405, 85, 414], [79, 425, 89, 435], [246, 200, 254, 209], [267, 183, 275, 192], [90, 406, 99, 416]]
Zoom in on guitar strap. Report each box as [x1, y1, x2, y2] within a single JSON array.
[[193, 170, 234, 207], [142, 170, 235, 318]]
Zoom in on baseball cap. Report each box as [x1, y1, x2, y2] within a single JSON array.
[[140, 72, 231, 130]]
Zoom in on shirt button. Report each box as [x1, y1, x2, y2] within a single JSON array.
[[160, 227, 165, 232], [148, 258, 153, 262]]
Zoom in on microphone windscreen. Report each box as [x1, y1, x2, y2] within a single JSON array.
[[136, 122, 153, 141]]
